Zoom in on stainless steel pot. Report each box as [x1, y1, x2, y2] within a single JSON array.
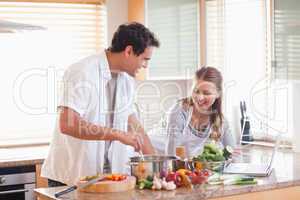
[[129, 155, 178, 180]]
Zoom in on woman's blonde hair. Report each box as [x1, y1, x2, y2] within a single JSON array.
[[181, 66, 223, 141]]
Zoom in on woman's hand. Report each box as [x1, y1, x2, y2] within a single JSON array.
[[230, 146, 243, 161], [233, 146, 242, 155]]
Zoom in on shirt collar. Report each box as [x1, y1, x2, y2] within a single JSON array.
[[100, 50, 112, 81]]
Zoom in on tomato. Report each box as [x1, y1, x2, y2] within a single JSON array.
[[202, 169, 211, 177], [166, 172, 177, 182], [195, 170, 203, 176], [203, 170, 209, 177]]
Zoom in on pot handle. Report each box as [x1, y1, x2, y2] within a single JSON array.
[[126, 161, 139, 166]]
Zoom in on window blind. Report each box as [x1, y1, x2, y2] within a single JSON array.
[[146, 0, 199, 79], [0, 1, 107, 142], [206, 0, 224, 70], [270, 0, 300, 141], [273, 0, 300, 80], [0, 1, 107, 56], [2, 0, 105, 4]]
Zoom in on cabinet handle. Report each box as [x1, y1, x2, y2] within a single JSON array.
[[0, 177, 5, 184], [0, 189, 29, 194]]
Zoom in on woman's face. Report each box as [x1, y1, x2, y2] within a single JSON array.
[[191, 80, 219, 113]]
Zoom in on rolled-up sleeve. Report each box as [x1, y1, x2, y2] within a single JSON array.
[[59, 68, 98, 116]]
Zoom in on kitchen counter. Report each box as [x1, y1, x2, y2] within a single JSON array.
[[0, 145, 48, 168], [35, 145, 300, 200]]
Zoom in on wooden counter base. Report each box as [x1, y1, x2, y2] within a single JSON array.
[[211, 186, 300, 200]]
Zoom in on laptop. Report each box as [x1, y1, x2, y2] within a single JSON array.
[[223, 132, 280, 177]]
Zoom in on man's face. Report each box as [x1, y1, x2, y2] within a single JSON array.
[[125, 46, 154, 77]]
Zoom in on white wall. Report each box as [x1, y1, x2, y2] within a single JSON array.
[[135, 79, 192, 131], [106, 0, 128, 45]]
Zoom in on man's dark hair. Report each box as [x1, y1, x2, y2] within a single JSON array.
[[109, 22, 160, 56]]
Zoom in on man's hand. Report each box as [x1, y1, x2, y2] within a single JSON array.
[[127, 114, 155, 154], [58, 107, 153, 153], [117, 131, 143, 152]]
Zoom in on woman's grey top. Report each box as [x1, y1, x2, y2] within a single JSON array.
[[165, 102, 236, 158]]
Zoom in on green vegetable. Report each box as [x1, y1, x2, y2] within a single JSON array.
[[206, 153, 216, 161], [234, 179, 257, 185], [212, 154, 225, 161], [144, 179, 153, 189], [83, 174, 99, 181], [203, 149, 210, 154], [239, 176, 255, 182], [138, 181, 145, 189], [204, 143, 220, 154], [138, 179, 153, 189], [146, 175, 153, 182], [194, 143, 233, 163], [222, 175, 257, 185]]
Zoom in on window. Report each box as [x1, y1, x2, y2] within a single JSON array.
[[146, 0, 199, 79], [205, 0, 271, 139], [268, 0, 300, 140], [0, 1, 107, 144], [273, 0, 300, 80], [205, 0, 224, 70]]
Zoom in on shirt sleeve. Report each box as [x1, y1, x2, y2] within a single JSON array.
[[221, 119, 237, 148], [58, 67, 97, 116], [165, 104, 187, 156]]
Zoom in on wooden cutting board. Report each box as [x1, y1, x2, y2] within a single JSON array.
[[78, 176, 136, 193]]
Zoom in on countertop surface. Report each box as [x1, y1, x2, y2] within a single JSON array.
[[35, 145, 300, 200], [0, 145, 49, 168]]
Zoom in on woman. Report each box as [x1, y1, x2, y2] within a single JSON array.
[[165, 66, 236, 158]]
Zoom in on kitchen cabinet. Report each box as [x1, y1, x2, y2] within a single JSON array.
[[0, 145, 49, 199], [0, 165, 36, 200], [35, 164, 48, 188], [35, 146, 300, 200], [211, 186, 300, 200], [35, 185, 300, 200]]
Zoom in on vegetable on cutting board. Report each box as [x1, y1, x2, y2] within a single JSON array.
[[80, 174, 127, 182], [105, 174, 127, 181]]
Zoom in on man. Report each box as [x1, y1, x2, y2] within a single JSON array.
[[41, 22, 160, 186]]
